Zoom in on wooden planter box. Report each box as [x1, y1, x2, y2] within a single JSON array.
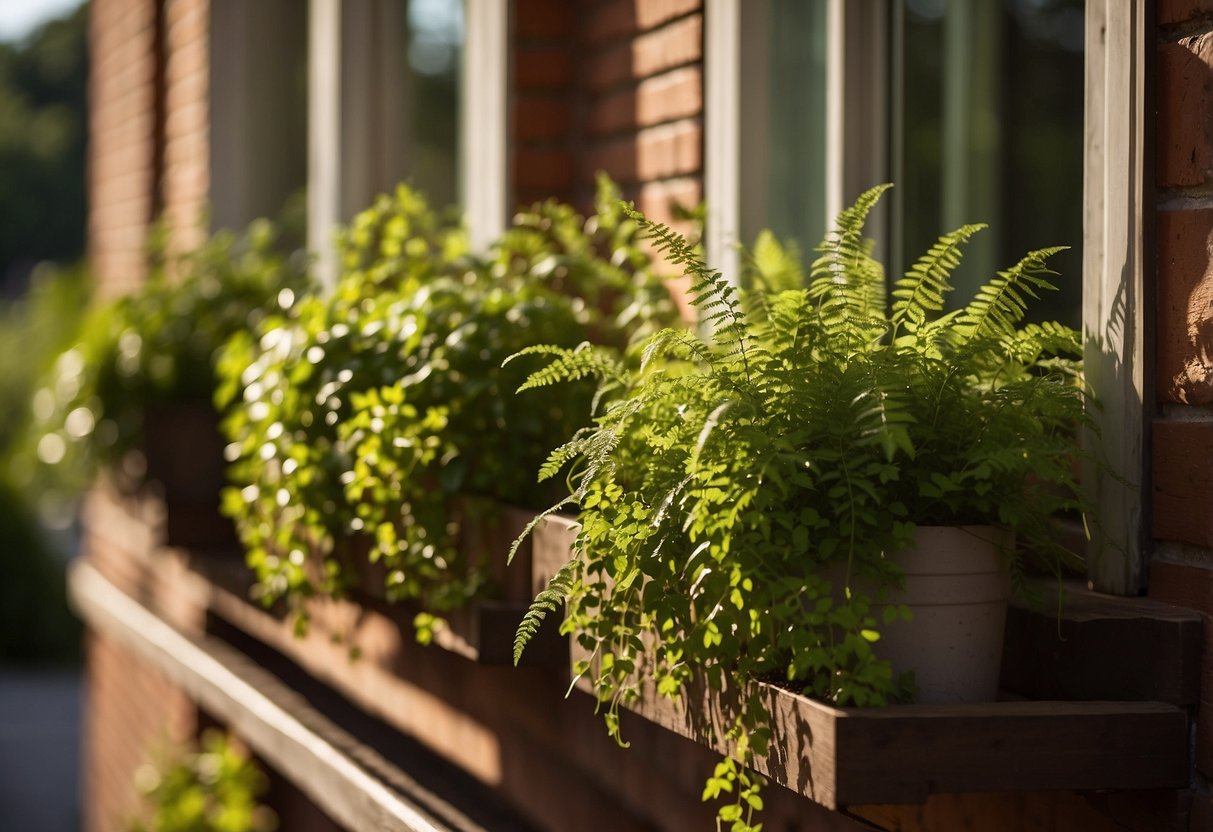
[[528, 512, 1195, 811], [142, 402, 236, 550]]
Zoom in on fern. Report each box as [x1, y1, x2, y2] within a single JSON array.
[[511, 187, 1088, 832], [623, 205, 754, 377], [807, 184, 892, 351], [891, 223, 986, 338], [514, 558, 580, 664], [506, 342, 625, 392], [958, 246, 1068, 345]]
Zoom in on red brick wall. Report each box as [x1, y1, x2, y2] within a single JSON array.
[[83, 631, 197, 832], [88, 0, 210, 296], [1153, 6, 1213, 828], [88, 0, 160, 298], [510, 0, 703, 227], [85, 1, 213, 825], [161, 0, 210, 253]]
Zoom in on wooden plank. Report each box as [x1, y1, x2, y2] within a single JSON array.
[[192, 550, 564, 667], [578, 671, 1189, 811], [68, 562, 530, 832], [1082, 0, 1150, 594], [831, 699, 1188, 805], [1000, 580, 1202, 705]]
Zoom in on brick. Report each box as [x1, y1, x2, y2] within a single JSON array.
[[635, 176, 701, 228], [512, 45, 573, 91], [588, 65, 702, 136], [1149, 563, 1213, 756], [1151, 563, 1213, 784], [512, 148, 574, 194], [585, 0, 701, 45], [586, 15, 702, 92], [1192, 791, 1213, 831], [582, 119, 701, 185], [511, 96, 572, 142], [1158, 210, 1213, 404], [1159, 36, 1213, 188], [514, 0, 575, 39], [1154, 419, 1213, 547], [1160, 0, 1213, 26], [162, 0, 210, 252], [89, 0, 158, 295], [85, 630, 197, 832]]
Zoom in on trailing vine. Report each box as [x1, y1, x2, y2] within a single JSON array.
[[218, 180, 677, 633]]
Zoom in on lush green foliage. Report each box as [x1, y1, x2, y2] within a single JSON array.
[[513, 186, 1086, 829], [219, 179, 676, 630], [0, 2, 88, 287], [0, 268, 87, 665], [30, 220, 311, 495], [128, 730, 275, 832]]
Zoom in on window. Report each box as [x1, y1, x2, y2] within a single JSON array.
[[307, 0, 505, 285], [209, 0, 309, 234], [706, 0, 1148, 592]]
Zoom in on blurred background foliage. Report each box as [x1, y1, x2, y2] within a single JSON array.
[[0, 2, 89, 664]]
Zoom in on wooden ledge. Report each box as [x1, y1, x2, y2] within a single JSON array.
[[188, 552, 565, 667], [585, 673, 1189, 811], [67, 562, 534, 832], [1001, 579, 1203, 705]]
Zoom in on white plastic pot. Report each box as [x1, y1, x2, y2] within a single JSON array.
[[828, 525, 1012, 704]]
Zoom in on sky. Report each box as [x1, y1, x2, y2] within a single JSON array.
[[0, 0, 83, 43]]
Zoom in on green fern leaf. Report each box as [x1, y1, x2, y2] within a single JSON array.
[[958, 246, 1068, 344], [891, 223, 986, 335], [507, 343, 624, 392], [808, 184, 892, 350], [514, 558, 580, 664]]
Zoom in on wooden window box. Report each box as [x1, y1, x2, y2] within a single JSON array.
[[530, 515, 1196, 810], [82, 487, 1198, 817]]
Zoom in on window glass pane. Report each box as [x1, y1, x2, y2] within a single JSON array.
[[739, 0, 828, 252], [403, 0, 463, 209], [895, 0, 1084, 326], [340, 0, 463, 215]]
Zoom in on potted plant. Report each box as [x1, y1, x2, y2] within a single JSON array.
[[32, 220, 310, 548], [218, 178, 677, 638], [510, 185, 1087, 828]]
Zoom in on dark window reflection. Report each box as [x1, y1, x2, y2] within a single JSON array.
[[895, 0, 1084, 327]]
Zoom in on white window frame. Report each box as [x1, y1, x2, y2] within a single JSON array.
[[307, 0, 507, 287], [705, 0, 1149, 594], [705, 0, 886, 284]]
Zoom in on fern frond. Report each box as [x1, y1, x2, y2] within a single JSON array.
[[640, 328, 711, 371], [891, 223, 986, 336], [808, 185, 892, 350], [514, 557, 580, 664], [958, 246, 1068, 345], [746, 230, 805, 293], [849, 358, 916, 461], [538, 430, 594, 482], [507, 342, 625, 391], [623, 204, 752, 375]]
